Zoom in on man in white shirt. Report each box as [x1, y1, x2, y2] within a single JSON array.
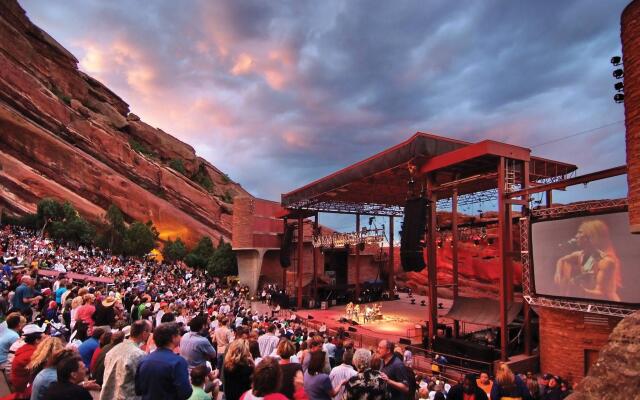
[[257, 324, 280, 358], [329, 349, 356, 400]]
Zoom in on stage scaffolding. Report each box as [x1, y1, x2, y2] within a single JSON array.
[[281, 132, 578, 361]]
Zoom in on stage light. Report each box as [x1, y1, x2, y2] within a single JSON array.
[[437, 240, 443, 249], [487, 238, 494, 245], [611, 56, 622, 66], [613, 69, 624, 79], [438, 303, 444, 309], [420, 300, 426, 306], [614, 93, 625, 103], [411, 298, 416, 305], [614, 82, 624, 92], [473, 238, 480, 246]]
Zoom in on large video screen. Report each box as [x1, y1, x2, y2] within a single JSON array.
[[531, 211, 640, 304]]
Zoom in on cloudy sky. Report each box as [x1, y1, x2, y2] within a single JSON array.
[[20, 0, 631, 225]]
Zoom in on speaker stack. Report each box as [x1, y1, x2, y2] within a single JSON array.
[[280, 223, 295, 268], [400, 197, 427, 272]]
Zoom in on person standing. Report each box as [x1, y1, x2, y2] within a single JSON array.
[[377, 340, 410, 400], [181, 315, 216, 370], [329, 349, 356, 400], [222, 339, 255, 400], [135, 322, 192, 400], [213, 317, 232, 370], [258, 324, 280, 358], [42, 353, 100, 400], [12, 276, 41, 318], [100, 320, 151, 400], [448, 374, 489, 400], [10, 323, 45, 395], [0, 313, 24, 377]]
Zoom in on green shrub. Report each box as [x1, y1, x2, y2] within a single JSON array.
[[169, 159, 187, 175], [221, 190, 234, 204], [191, 165, 214, 192], [129, 139, 156, 158]]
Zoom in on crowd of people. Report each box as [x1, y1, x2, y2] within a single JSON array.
[[0, 225, 575, 400]]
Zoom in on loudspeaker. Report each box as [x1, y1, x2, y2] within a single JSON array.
[[400, 197, 427, 271], [348, 326, 357, 332], [280, 224, 295, 268], [399, 337, 411, 345], [307, 315, 314, 320]]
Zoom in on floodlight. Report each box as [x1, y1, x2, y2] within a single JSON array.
[[613, 69, 624, 79], [611, 56, 622, 66]]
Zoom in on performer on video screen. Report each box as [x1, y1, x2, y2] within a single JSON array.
[[554, 219, 622, 302]]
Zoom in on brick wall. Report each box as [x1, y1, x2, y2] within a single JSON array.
[[538, 307, 621, 380], [622, 0, 640, 233]]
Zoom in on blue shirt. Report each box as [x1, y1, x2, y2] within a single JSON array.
[[55, 287, 67, 304], [78, 337, 99, 368], [0, 328, 19, 364], [179, 332, 216, 369], [12, 284, 35, 312], [30, 367, 57, 400], [135, 348, 192, 400]]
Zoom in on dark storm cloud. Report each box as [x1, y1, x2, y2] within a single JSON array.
[[19, 0, 630, 202]]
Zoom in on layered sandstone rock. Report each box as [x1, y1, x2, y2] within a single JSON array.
[[0, 0, 248, 245], [566, 310, 640, 400]]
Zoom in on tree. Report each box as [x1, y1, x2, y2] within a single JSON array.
[[163, 238, 187, 263], [41, 201, 95, 245], [184, 236, 215, 269], [206, 239, 238, 278], [103, 205, 126, 253], [123, 221, 157, 257], [36, 198, 65, 232]]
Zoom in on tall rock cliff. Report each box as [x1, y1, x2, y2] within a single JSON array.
[[0, 0, 249, 245]]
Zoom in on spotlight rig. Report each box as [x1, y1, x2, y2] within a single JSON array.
[[611, 55, 624, 104]]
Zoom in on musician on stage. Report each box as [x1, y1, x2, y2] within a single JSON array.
[[364, 305, 373, 323], [346, 302, 353, 320], [374, 303, 382, 319], [353, 304, 360, 323]]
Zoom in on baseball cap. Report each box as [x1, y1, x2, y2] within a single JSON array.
[[23, 324, 46, 336]]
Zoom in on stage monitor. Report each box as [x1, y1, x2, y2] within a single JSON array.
[[531, 211, 640, 304]]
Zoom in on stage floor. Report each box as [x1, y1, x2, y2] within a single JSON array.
[[256, 293, 457, 344]]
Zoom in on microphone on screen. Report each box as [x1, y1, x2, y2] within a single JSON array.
[[558, 238, 577, 247]]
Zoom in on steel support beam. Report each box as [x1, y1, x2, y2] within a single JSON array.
[[508, 165, 626, 198], [497, 157, 509, 361], [426, 176, 439, 347], [388, 216, 395, 291], [355, 214, 361, 299], [522, 161, 532, 356], [297, 218, 303, 309], [313, 214, 319, 300], [452, 187, 460, 338]]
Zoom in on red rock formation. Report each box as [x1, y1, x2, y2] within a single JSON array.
[[0, 0, 248, 246]]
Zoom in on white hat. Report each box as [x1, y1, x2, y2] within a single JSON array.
[[23, 324, 46, 336]]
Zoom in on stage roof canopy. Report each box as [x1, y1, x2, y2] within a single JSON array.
[[281, 132, 577, 216]]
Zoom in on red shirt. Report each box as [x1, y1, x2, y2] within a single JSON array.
[[11, 343, 36, 393], [75, 304, 96, 330]]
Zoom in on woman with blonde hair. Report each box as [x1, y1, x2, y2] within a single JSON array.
[[277, 339, 303, 400], [223, 339, 255, 400], [30, 348, 76, 400], [555, 219, 622, 301], [490, 363, 531, 400], [27, 336, 64, 378]]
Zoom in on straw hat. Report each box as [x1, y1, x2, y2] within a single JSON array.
[[102, 296, 116, 307]]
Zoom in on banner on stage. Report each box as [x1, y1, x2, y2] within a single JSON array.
[[312, 228, 384, 249]]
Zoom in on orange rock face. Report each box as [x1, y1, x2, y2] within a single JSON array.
[[0, 0, 248, 246]]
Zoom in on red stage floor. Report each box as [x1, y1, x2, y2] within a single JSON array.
[[274, 294, 456, 344]]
